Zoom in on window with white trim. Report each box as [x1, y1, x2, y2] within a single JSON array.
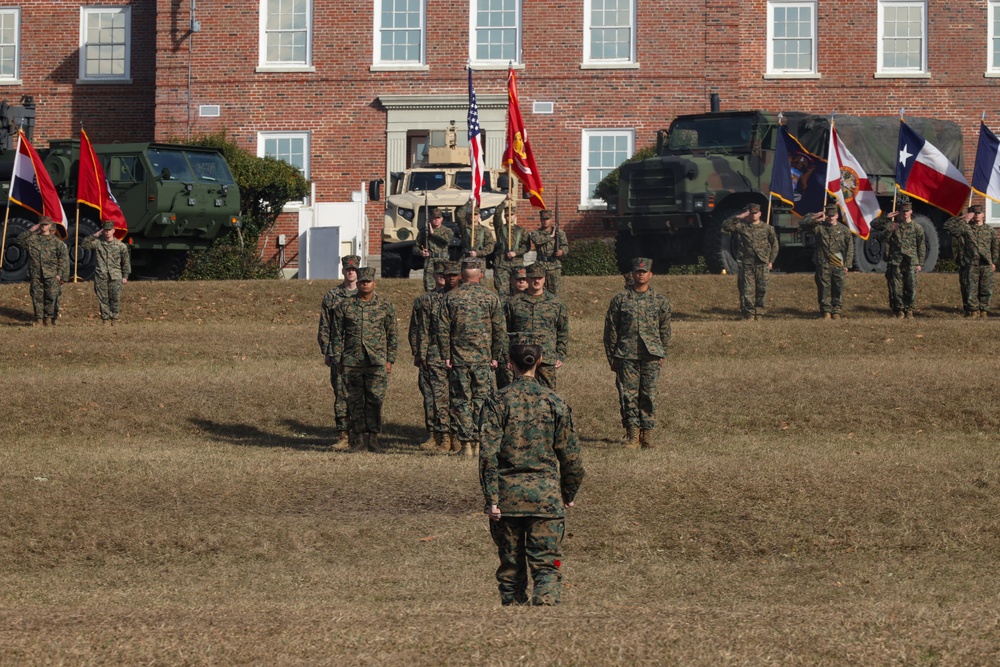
[[766, 0, 816, 75], [877, 0, 927, 74], [581, 130, 633, 208], [374, 0, 425, 66], [259, 132, 310, 204], [990, 200, 1000, 227], [79, 6, 130, 81], [470, 0, 520, 65], [0, 8, 19, 81], [583, 0, 635, 64], [990, 1, 1000, 73], [260, 0, 311, 67]]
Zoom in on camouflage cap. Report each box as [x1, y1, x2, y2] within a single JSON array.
[[539, 209, 553, 220], [357, 267, 376, 282], [900, 201, 913, 212], [824, 203, 839, 215], [430, 207, 444, 218], [39, 216, 54, 225], [461, 257, 483, 271], [746, 203, 761, 213], [525, 263, 547, 278], [969, 204, 985, 214], [431, 259, 446, 274], [508, 331, 540, 347], [440, 260, 461, 275], [510, 266, 528, 280], [102, 220, 116, 230], [341, 254, 361, 270], [631, 257, 653, 272]]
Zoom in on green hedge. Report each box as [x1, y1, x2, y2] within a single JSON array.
[[561, 238, 620, 276], [181, 244, 281, 281]]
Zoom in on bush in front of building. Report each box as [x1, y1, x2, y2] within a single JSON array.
[[561, 238, 620, 276], [181, 243, 282, 281]]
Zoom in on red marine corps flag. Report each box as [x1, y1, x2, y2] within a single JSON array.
[[78, 128, 128, 239], [502, 67, 545, 209]]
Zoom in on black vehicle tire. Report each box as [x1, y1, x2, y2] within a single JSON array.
[[381, 251, 402, 278], [1, 217, 34, 283], [64, 218, 101, 281], [854, 234, 887, 273], [397, 251, 411, 279], [151, 250, 189, 280], [703, 209, 739, 275], [913, 214, 939, 273]]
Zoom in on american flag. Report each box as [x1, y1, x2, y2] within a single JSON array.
[[467, 68, 485, 208]]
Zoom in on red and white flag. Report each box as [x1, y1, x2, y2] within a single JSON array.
[[502, 67, 545, 209], [826, 124, 880, 239], [78, 128, 128, 239], [467, 69, 485, 208], [896, 121, 970, 216], [9, 130, 65, 233]]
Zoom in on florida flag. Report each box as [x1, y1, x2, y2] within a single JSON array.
[[972, 121, 1000, 204], [9, 130, 65, 232], [826, 124, 879, 239], [896, 121, 970, 216], [78, 128, 128, 239]]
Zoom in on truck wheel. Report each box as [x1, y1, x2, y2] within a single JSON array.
[[704, 210, 738, 275], [1, 218, 33, 283], [65, 218, 101, 281], [853, 234, 887, 273], [913, 214, 938, 272], [381, 251, 402, 278], [152, 250, 189, 280]]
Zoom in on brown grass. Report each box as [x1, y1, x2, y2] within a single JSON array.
[[2, 273, 1000, 665]]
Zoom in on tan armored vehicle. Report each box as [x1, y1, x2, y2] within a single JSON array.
[[378, 122, 508, 277]]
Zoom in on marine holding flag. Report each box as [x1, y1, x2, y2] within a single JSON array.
[[79, 128, 128, 239]]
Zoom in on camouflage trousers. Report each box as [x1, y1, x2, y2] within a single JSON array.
[[449, 362, 495, 443], [343, 357, 388, 434], [495, 352, 513, 390], [328, 364, 349, 432], [493, 260, 515, 303], [961, 263, 994, 313], [535, 363, 557, 392], [956, 260, 969, 310], [615, 353, 663, 429], [815, 264, 847, 315], [29, 276, 62, 319], [489, 516, 565, 606], [885, 259, 918, 313], [93, 274, 123, 320], [544, 267, 561, 296], [422, 258, 445, 292], [418, 362, 451, 434], [737, 262, 769, 317]]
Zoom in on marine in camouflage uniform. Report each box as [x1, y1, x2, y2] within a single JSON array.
[[437, 257, 505, 456], [413, 207, 454, 292], [16, 217, 69, 325], [317, 255, 360, 448], [604, 257, 672, 449], [496, 265, 529, 390], [458, 205, 496, 260], [944, 204, 999, 317], [81, 221, 131, 323], [529, 209, 569, 296], [800, 204, 854, 319], [331, 266, 398, 452], [871, 199, 926, 318], [722, 203, 779, 319], [505, 263, 569, 391], [492, 202, 529, 303], [479, 340, 585, 606]]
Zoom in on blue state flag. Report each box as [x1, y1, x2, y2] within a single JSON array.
[[972, 121, 1000, 204], [770, 126, 795, 207], [784, 129, 826, 216]]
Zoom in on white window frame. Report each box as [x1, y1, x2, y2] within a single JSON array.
[[765, 0, 818, 78], [989, 200, 1000, 227], [469, 0, 522, 68], [580, 129, 634, 210], [78, 6, 131, 83], [258, 0, 314, 72], [258, 131, 311, 207], [876, 0, 928, 77], [372, 0, 427, 71], [0, 7, 20, 84], [582, 0, 637, 68], [989, 1, 1000, 76]]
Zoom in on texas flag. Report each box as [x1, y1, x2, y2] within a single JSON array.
[[972, 121, 1000, 204], [896, 121, 970, 216]]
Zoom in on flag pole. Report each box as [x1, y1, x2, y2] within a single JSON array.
[[505, 61, 513, 250], [0, 201, 10, 278], [73, 204, 81, 282]]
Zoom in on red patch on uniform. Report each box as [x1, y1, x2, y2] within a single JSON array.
[[554, 560, 561, 568]]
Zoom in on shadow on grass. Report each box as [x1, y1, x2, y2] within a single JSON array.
[[0, 306, 34, 325], [190, 417, 433, 454]]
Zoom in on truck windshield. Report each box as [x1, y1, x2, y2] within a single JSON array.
[[454, 171, 473, 190], [408, 171, 447, 191], [146, 148, 236, 184], [186, 151, 236, 184], [666, 116, 755, 153]]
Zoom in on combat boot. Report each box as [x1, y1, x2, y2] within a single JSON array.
[[821, 312, 831, 320], [964, 310, 975, 318], [473, 442, 480, 458], [450, 434, 463, 454], [904, 310, 914, 319], [831, 313, 841, 320], [639, 429, 657, 449], [348, 431, 365, 452], [461, 441, 474, 457], [367, 433, 385, 453], [981, 311, 989, 319], [419, 432, 438, 451], [621, 428, 640, 450], [893, 311, 904, 319], [49, 317, 58, 326], [436, 432, 452, 453], [331, 431, 350, 451]]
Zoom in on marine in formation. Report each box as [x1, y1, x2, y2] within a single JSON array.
[[317, 255, 360, 449], [81, 221, 131, 324], [799, 203, 854, 319], [871, 197, 925, 318], [722, 203, 778, 320]]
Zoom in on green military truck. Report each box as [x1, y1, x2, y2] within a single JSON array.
[[0, 98, 241, 282], [613, 110, 964, 274]]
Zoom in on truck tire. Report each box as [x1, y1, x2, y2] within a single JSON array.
[[914, 214, 938, 272], [854, 214, 938, 273], [151, 250, 189, 280], [381, 251, 402, 278], [704, 210, 739, 275], [65, 218, 101, 281], [1, 218, 33, 283]]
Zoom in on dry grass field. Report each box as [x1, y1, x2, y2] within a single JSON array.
[[2, 272, 1000, 666]]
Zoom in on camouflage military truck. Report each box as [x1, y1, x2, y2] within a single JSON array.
[[613, 110, 963, 274], [378, 122, 508, 278], [0, 97, 241, 282]]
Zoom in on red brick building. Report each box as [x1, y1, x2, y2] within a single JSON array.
[[2, 0, 998, 273]]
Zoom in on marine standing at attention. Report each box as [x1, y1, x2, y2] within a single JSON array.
[[799, 204, 854, 319], [496, 265, 529, 390], [529, 209, 568, 295], [492, 201, 529, 304], [504, 263, 569, 391], [871, 197, 925, 318], [479, 338, 585, 607], [413, 208, 454, 292], [332, 266, 397, 453], [317, 255, 360, 450], [458, 203, 496, 260], [722, 203, 779, 320], [81, 221, 131, 324], [604, 257, 672, 450], [16, 216, 69, 326], [944, 203, 998, 317]]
